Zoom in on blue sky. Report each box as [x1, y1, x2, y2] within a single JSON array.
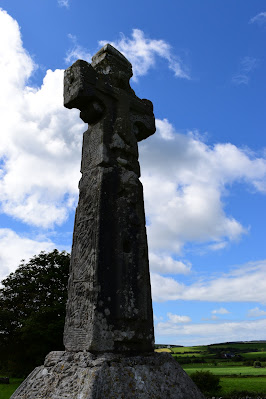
[[0, 0, 266, 346]]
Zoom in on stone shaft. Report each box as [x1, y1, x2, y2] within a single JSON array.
[[63, 44, 155, 353]]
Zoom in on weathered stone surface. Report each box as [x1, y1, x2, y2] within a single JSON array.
[[11, 351, 205, 399], [11, 45, 205, 399], [63, 44, 155, 353]]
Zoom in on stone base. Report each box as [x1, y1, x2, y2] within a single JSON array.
[[11, 351, 205, 399]]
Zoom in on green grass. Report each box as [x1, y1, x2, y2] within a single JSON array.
[[210, 342, 266, 351], [184, 366, 266, 376], [220, 376, 266, 395], [172, 352, 209, 358], [242, 351, 266, 359], [171, 346, 207, 354], [165, 343, 266, 395], [0, 378, 23, 399], [182, 361, 243, 368]]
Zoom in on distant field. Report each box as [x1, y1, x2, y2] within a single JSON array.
[[182, 361, 244, 368], [172, 352, 209, 358], [156, 342, 266, 396], [184, 366, 266, 376], [210, 342, 266, 351], [4, 342, 266, 398], [242, 351, 266, 359], [171, 346, 206, 354], [155, 348, 172, 353], [220, 377, 266, 395]]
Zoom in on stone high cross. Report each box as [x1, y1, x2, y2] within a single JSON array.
[[63, 44, 155, 353], [11, 44, 205, 399]]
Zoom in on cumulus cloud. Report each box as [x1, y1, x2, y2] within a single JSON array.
[[156, 317, 266, 346], [249, 12, 266, 25], [0, 228, 56, 280], [140, 119, 266, 255], [151, 260, 266, 303], [99, 29, 190, 80], [232, 56, 257, 85], [167, 312, 191, 323], [149, 253, 191, 275], [247, 307, 266, 318], [0, 9, 84, 228], [2, 9, 266, 291], [0, 9, 34, 92]]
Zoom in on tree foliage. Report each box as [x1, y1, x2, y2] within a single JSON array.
[[190, 370, 221, 396], [0, 250, 70, 376]]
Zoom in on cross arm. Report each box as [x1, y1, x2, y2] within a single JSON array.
[[64, 60, 104, 124], [130, 97, 156, 142]]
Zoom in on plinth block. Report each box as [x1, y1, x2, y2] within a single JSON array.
[[11, 351, 205, 399]]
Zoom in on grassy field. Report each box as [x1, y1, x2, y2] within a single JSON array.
[[171, 346, 207, 354], [167, 341, 266, 396], [2, 374, 266, 398], [155, 348, 172, 353], [0, 378, 23, 399], [242, 351, 266, 359], [3, 342, 266, 397], [220, 377, 266, 395], [184, 366, 266, 376], [209, 342, 266, 351]]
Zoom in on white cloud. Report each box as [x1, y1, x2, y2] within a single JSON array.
[[149, 253, 191, 275], [140, 119, 266, 255], [212, 307, 230, 315], [249, 12, 266, 25], [0, 9, 84, 228], [208, 241, 228, 251], [65, 34, 92, 64], [0, 9, 35, 92], [155, 119, 176, 140], [151, 260, 266, 303], [65, 30, 190, 80], [156, 318, 266, 346], [247, 307, 266, 318], [1, 9, 266, 281], [58, 0, 69, 8], [2, 8, 266, 347], [232, 56, 257, 85], [167, 312, 191, 323], [0, 228, 56, 280], [99, 29, 190, 80]]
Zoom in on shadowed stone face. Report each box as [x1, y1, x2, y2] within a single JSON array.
[[10, 44, 206, 399], [63, 44, 155, 353]]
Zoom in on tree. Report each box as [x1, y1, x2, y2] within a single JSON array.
[[190, 370, 221, 396], [254, 360, 262, 368], [0, 250, 70, 376]]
